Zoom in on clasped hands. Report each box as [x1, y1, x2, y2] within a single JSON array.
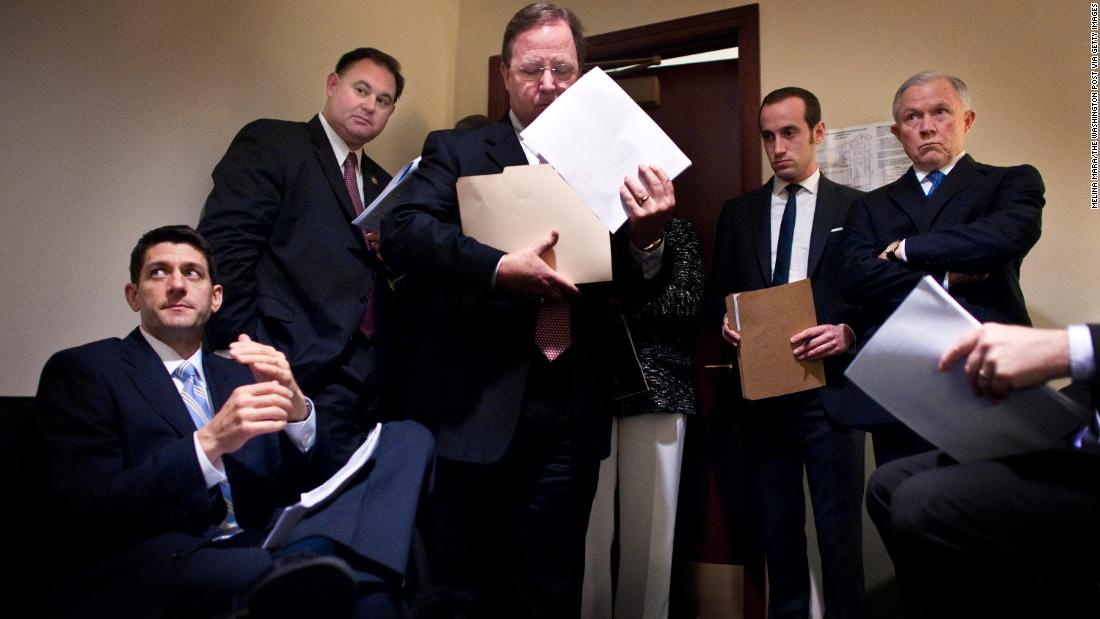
[[496, 164, 675, 301], [196, 334, 309, 462]]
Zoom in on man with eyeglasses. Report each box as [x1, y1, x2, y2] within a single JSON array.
[[199, 48, 404, 465], [383, 3, 676, 616]]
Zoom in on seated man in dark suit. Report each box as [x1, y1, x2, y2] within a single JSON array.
[[841, 71, 1045, 464], [867, 322, 1100, 618], [34, 225, 434, 618]]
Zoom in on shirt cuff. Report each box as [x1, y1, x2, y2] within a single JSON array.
[[896, 239, 908, 262], [192, 432, 227, 489], [630, 239, 664, 280], [1067, 324, 1096, 381], [283, 397, 318, 453]]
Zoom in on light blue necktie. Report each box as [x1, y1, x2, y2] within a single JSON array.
[[175, 361, 241, 538], [926, 170, 945, 196]]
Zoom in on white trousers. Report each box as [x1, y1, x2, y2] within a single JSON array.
[[581, 413, 687, 619]]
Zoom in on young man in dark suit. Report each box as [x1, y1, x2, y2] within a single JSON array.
[[867, 322, 1100, 618], [841, 71, 1045, 464], [382, 4, 675, 616], [35, 225, 434, 618], [707, 87, 866, 619], [198, 48, 404, 462]]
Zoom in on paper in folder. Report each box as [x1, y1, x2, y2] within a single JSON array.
[[727, 279, 824, 400]]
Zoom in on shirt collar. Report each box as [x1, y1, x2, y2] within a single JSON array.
[[914, 151, 966, 182], [319, 112, 357, 169], [138, 326, 205, 383], [772, 168, 821, 198]]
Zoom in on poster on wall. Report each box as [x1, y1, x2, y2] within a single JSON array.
[[815, 121, 911, 191]]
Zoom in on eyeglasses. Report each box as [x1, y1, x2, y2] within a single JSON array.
[[512, 63, 579, 83]]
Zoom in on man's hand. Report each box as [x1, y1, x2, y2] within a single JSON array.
[[196, 381, 293, 462], [938, 323, 1070, 400], [791, 324, 853, 361], [228, 334, 308, 422], [622, 164, 676, 249], [365, 230, 385, 265], [496, 230, 580, 302], [721, 313, 741, 347]]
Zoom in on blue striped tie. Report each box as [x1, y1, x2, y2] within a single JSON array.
[[175, 361, 241, 538]]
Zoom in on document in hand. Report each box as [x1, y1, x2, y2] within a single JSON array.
[[845, 276, 1090, 462], [352, 157, 420, 231], [519, 67, 691, 232], [728, 279, 824, 400], [457, 164, 612, 283], [262, 422, 383, 550]]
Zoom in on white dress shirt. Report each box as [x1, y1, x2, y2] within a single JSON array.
[[770, 168, 821, 283]]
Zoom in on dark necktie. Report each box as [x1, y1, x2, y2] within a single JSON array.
[[343, 152, 376, 339], [772, 183, 800, 286], [175, 361, 240, 539], [926, 170, 945, 196]]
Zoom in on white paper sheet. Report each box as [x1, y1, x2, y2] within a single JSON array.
[[520, 68, 691, 231], [845, 277, 1089, 462], [353, 157, 420, 231]]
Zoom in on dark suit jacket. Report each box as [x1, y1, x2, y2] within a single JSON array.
[[198, 115, 392, 402], [34, 329, 325, 614], [707, 174, 864, 424], [840, 155, 1044, 424], [381, 119, 652, 464]]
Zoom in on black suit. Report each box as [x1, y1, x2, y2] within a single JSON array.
[[708, 175, 866, 619], [382, 119, 651, 617], [865, 325, 1100, 619], [198, 115, 393, 462], [841, 155, 1044, 459], [34, 329, 435, 618]]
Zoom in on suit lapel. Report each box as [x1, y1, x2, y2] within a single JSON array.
[[120, 329, 196, 438], [806, 176, 838, 277], [751, 180, 775, 285], [308, 115, 360, 223], [484, 120, 528, 170], [886, 168, 925, 230], [922, 154, 978, 230]]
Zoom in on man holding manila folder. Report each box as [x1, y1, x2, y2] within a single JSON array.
[[382, 3, 677, 616], [707, 87, 867, 619]]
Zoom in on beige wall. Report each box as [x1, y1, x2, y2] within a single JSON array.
[[454, 0, 1097, 332], [0, 0, 458, 394], [2, 0, 1096, 392]]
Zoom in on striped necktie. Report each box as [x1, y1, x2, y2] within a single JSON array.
[[175, 361, 241, 538]]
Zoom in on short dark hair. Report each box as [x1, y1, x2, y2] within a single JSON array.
[[501, 3, 586, 67], [129, 225, 217, 284], [760, 87, 822, 130], [335, 47, 406, 101]]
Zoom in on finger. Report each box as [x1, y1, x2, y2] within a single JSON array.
[[237, 333, 253, 344], [546, 269, 580, 297], [790, 325, 824, 343], [638, 164, 663, 192], [650, 164, 671, 184], [938, 330, 980, 371], [533, 229, 560, 254], [619, 184, 643, 218]]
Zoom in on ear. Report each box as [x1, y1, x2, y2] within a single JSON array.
[[325, 72, 339, 98], [124, 282, 140, 312], [210, 284, 224, 314], [962, 109, 976, 133], [811, 121, 826, 145], [890, 123, 901, 141], [499, 60, 509, 83]]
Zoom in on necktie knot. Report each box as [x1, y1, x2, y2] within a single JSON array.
[[174, 361, 197, 383], [926, 170, 945, 196], [344, 151, 358, 171]]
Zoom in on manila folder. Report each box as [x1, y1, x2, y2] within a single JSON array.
[[457, 165, 612, 284], [727, 279, 824, 400]]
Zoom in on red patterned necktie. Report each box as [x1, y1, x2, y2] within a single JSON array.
[[535, 302, 571, 361], [343, 152, 376, 339]]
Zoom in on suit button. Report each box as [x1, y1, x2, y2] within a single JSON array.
[[171, 551, 185, 561], [360, 296, 369, 304]]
